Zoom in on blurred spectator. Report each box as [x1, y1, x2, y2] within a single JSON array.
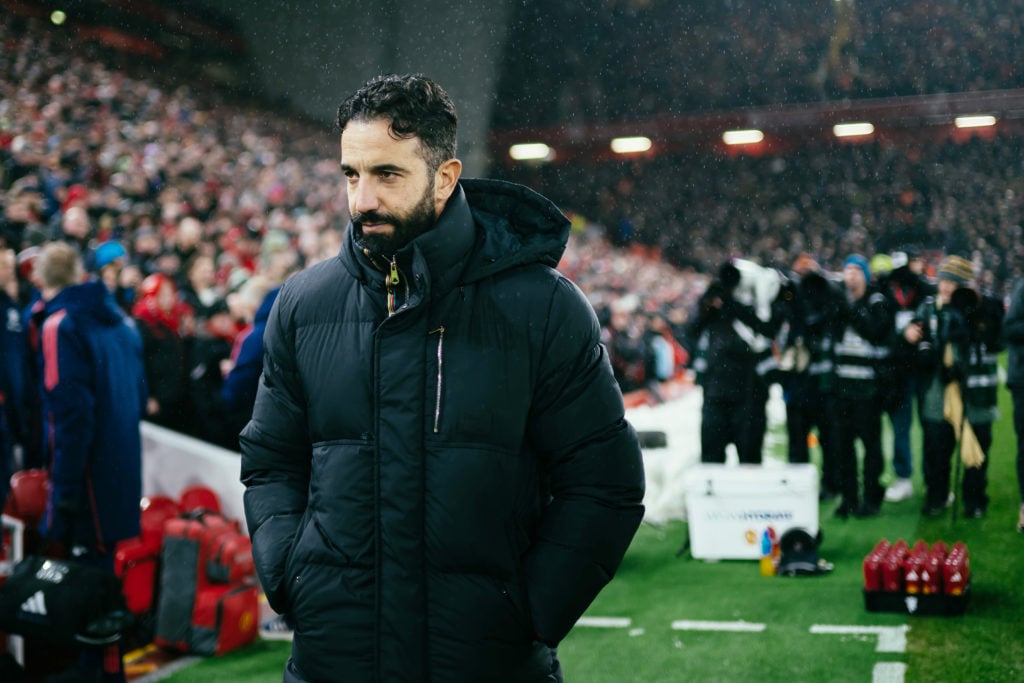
[[171, 216, 204, 273], [0, 248, 28, 510], [603, 295, 651, 394], [56, 204, 92, 252], [220, 274, 276, 448], [179, 252, 224, 322], [131, 273, 194, 430], [92, 239, 135, 311], [186, 299, 238, 449]]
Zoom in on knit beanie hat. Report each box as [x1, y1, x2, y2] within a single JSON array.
[[937, 255, 974, 285], [843, 254, 870, 283], [870, 253, 893, 277]]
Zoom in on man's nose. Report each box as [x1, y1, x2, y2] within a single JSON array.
[[351, 179, 379, 214]]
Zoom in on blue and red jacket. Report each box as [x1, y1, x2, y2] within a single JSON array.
[[34, 280, 147, 549]]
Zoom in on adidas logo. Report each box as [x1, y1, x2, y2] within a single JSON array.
[[19, 590, 48, 617]]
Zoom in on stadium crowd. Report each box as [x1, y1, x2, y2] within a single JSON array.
[[2, 8, 1024, 533], [503, 134, 1024, 301], [496, 0, 1024, 128]]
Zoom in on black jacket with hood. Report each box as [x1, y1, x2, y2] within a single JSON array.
[[240, 179, 646, 682]]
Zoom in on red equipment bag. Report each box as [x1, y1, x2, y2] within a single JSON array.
[[153, 511, 255, 655], [114, 537, 158, 615], [114, 495, 182, 616], [190, 583, 258, 656], [206, 533, 254, 585], [139, 495, 181, 553]]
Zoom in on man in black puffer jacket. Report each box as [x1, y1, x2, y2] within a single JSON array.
[[240, 74, 646, 683]]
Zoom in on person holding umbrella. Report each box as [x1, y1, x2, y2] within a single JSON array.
[[902, 255, 1003, 518]]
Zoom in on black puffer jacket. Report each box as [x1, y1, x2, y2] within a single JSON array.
[[240, 179, 645, 683]]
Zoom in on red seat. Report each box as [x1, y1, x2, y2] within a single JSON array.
[[2, 469, 50, 527], [178, 485, 221, 515]]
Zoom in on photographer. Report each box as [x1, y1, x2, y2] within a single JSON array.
[[832, 255, 895, 518], [1005, 275, 1024, 532], [877, 248, 935, 502], [778, 263, 843, 501], [904, 255, 1003, 518], [687, 260, 779, 464]]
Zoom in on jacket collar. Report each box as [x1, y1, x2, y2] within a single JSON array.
[[341, 184, 476, 299]]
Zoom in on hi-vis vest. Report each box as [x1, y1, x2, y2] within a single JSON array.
[[962, 342, 1000, 420], [833, 293, 890, 398]]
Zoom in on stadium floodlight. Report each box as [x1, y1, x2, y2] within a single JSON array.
[[50, 10, 67, 25], [833, 122, 874, 138], [722, 129, 764, 145], [508, 143, 553, 161], [955, 115, 996, 129], [610, 136, 652, 154]]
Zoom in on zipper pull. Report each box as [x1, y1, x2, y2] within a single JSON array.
[[389, 257, 400, 286], [430, 326, 445, 433]]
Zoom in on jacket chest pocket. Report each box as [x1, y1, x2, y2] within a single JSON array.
[[427, 330, 531, 447]]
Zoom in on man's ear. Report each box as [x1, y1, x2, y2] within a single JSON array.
[[433, 158, 462, 213]]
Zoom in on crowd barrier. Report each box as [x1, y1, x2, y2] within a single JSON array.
[[141, 422, 245, 525]]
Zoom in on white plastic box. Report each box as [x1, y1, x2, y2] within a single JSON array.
[[684, 464, 819, 560]]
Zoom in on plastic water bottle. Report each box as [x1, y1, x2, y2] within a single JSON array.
[[759, 527, 776, 576]]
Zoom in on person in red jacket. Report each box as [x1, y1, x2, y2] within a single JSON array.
[[131, 273, 194, 430]]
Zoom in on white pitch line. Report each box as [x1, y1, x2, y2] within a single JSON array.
[[671, 620, 766, 632], [810, 625, 909, 653], [576, 616, 632, 628], [810, 625, 908, 635], [872, 662, 907, 683]]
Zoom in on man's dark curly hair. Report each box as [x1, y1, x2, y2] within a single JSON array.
[[337, 74, 457, 173]]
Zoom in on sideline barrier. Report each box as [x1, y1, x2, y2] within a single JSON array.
[[142, 422, 245, 525]]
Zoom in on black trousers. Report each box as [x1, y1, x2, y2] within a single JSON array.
[[1012, 387, 1024, 501], [786, 395, 840, 493], [922, 418, 993, 511], [701, 385, 767, 464], [834, 394, 884, 509]]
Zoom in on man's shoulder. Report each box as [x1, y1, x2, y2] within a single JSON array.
[[280, 257, 352, 302], [488, 263, 580, 306]]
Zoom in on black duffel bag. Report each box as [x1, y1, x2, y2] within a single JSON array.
[[0, 555, 133, 645]]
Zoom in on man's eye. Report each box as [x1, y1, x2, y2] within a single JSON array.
[[379, 171, 396, 180]]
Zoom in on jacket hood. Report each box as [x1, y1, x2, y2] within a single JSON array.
[[46, 279, 125, 327], [340, 178, 570, 292], [460, 178, 570, 281]]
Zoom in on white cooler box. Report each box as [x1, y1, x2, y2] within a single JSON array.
[[684, 463, 819, 560]]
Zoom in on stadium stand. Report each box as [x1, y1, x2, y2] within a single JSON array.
[[1, 2, 1023, 419]]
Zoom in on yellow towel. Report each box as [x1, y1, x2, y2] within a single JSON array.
[[943, 380, 985, 468]]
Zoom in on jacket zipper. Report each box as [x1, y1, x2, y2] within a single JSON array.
[[430, 325, 445, 433], [386, 256, 401, 316]]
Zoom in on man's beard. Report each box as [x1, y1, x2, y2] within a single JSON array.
[[352, 182, 436, 257]]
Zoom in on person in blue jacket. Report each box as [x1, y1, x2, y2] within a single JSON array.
[[32, 241, 147, 683], [0, 248, 28, 512], [221, 279, 280, 448]]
